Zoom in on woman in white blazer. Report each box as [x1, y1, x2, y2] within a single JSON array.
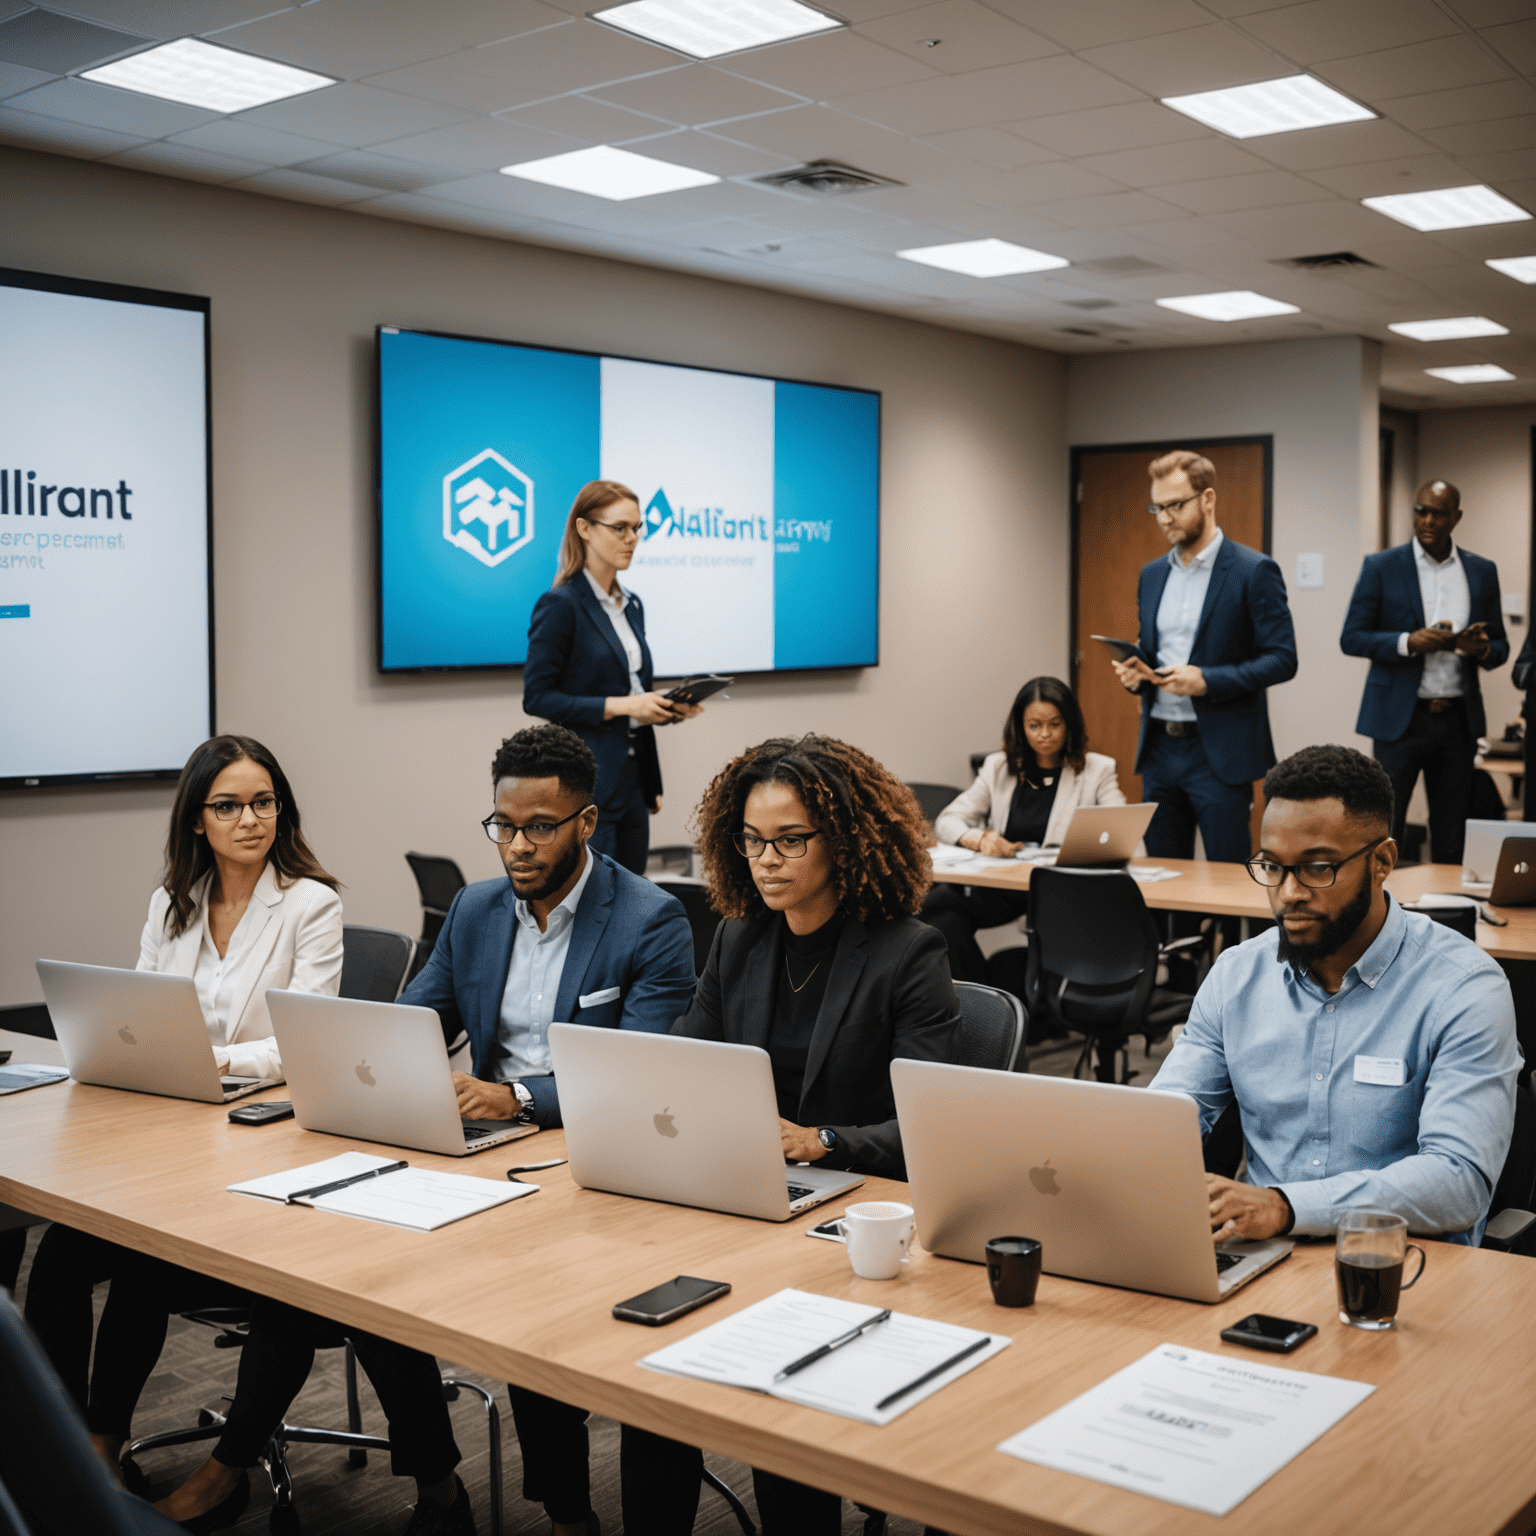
[[25, 734, 343, 1511], [923, 677, 1125, 983]]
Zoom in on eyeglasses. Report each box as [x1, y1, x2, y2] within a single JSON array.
[[1244, 837, 1386, 889], [735, 829, 822, 860], [587, 518, 644, 540], [1146, 493, 1202, 516], [482, 806, 589, 846], [204, 795, 280, 821]]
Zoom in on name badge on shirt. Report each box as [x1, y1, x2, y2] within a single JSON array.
[[1353, 1055, 1405, 1087], [579, 986, 621, 1008]]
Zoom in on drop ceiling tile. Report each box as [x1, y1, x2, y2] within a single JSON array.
[[467, 19, 681, 100], [362, 56, 541, 115], [1027, 189, 1189, 227], [232, 166, 384, 204], [619, 127, 786, 175], [400, 168, 593, 218], [296, 148, 456, 191], [44, 1, 296, 36], [737, 195, 907, 234], [1244, 118, 1434, 169], [168, 118, 355, 165], [917, 125, 1060, 167], [591, 65, 803, 126], [0, 8, 147, 73], [1422, 115, 1536, 157], [703, 103, 903, 161], [1454, 148, 1536, 183], [496, 92, 672, 143], [1211, 195, 1393, 243], [368, 116, 582, 173], [855, 1, 1060, 74], [984, 0, 1210, 50], [1315, 36, 1513, 100], [1482, 18, 1536, 71], [1076, 24, 1291, 96], [790, 248, 999, 299], [1153, 168, 1325, 212], [5, 76, 219, 136], [1240, 0, 1457, 64], [716, 31, 937, 99], [235, 82, 474, 148], [0, 60, 52, 99], [1007, 100, 1210, 156], [1385, 78, 1536, 130], [0, 101, 144, 154], [100, 138, 268, 181], [982, 160, 1127, 205], [831, 55, 1141, 136], [1076, 138, 1270, 187], [1304, 152, 1479, 197]]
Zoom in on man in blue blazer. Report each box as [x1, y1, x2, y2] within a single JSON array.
[[1341, 480, 1507, 865], [399, 721, 696, 1535], [1113, 450, 1297, 862]]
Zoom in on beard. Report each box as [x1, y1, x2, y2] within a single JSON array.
[[509, 835, 583, 904], [1275, 877, 1373, 971]]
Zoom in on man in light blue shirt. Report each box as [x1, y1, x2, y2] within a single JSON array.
[[1152, 744, 1520, 1245]]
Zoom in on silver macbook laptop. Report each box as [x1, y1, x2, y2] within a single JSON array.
[[891, 1060, 1292, 1303], [1462, 819, 1536, 893], [268, 990, 537, 1157], [1046, 803, 1158, 868], [548, 1023, 864, 1221], [37, 960, 280, 1104]]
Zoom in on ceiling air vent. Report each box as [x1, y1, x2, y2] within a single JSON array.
[[1063, 298, 1116, 310], [1273, 251, 1380, 269], [750, 160, 902, 196], [1077, 256, 1166, 276]]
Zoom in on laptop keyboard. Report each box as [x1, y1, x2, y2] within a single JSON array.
[[221, 1076, 260, 1090], [1215, 1251, 1242, 1274], [786, 1183, 816, 1203], [463, 1124, 498, 1141]]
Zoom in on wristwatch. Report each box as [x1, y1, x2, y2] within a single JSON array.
[[817, 1127, 838, 1154], [511, 1082, 535, 1124]]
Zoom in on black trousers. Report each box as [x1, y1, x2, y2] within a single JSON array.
[[590, 752, 650, 875], [919, 885, 1029, 984], [507, 1386, 591, 1525], [1375, 698, 1475, 865], [1139, 726, 1253, 863]]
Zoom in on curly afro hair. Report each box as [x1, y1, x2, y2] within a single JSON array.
[[490, 723, 597, 803], [1263, 744, 1393, 829], [692, 735, 933, 925]]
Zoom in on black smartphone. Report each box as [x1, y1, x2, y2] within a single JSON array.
[[807, 1219, 846, 1243], [227, 1100, 294, 1125], [613, 1276, 730, 1326], [1220, 1314, 1317, 1353]]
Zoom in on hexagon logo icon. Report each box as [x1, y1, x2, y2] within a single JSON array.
[[443, 449, 534, 569]]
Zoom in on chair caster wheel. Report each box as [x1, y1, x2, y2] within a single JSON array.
[[347, 1449, 367, 1468], [270, 1504, 302, 1533]]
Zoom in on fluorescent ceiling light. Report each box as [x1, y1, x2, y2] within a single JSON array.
[[500, 144, 718, 200], [1155, 290, 1300, 322], [1362, 184, 1531, 232], [896, 239, 1069, 278], [590, 0, 841, 59], [80, 37, 333, 113], [1487, 255, 1536, 284], [1424, 364, 1517, 384], [1388, 316, 1509, 341], [1161, 74, 1373, 139]]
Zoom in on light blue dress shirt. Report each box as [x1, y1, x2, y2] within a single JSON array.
[[1151, 528, 1223, 723], [1150, 895, 1520, 1244], [494, 849, 596, 1080]]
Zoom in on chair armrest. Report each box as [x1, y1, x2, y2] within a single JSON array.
[[1483, 1208, 1536, 1254], [1158, 936, 1208, 957]]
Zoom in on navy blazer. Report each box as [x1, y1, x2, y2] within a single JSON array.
[[1134, 537, 1297, 786], [1341, 542, 1508, 743], [399, 851, 696, 1128], [524, 578, 664, 807]]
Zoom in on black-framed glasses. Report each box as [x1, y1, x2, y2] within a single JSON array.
[[1245, 837, 1386, 889], [587, 518, 644, 540], [482, 806, 589, 846], [204, 795, 280, 821], [1146, 493, 1202, 516], [735, 829, 822, 860]]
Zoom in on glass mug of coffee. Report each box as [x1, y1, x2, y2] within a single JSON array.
[[1335, 1210, 1426, 1330]]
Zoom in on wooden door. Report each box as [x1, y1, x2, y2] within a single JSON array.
[[1072, 440, 1270, 847]]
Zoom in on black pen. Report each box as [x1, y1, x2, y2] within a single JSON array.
[[873, 1335, 991, 1412], [507, 1159, 567, 1181], [773, 1309, 891, 1382], [286, 1161, 408, 1204]]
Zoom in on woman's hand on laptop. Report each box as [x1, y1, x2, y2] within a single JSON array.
[[1207, 1175, 1289, 1242], [454, 1072, 516, 1122], [779, 1120, 828, 1163]]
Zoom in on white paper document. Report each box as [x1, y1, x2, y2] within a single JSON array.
[[1127, 865, 1182, 884], [641, 1288, 1009, 1426], [997, 1343, 1374, 1517], [227, 1153, 534, 1231]]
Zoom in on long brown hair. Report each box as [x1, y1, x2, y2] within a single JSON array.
[[160, 735, 339, 938], [553, 480, 640, 585], [1002, 677, 1087, 776]]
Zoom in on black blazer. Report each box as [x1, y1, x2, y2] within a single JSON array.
[[523, 578, 663, 806], [672, 912, 961, 1179]]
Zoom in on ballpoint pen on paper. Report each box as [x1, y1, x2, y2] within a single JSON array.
[[773, 1309, 892, 1382], [873, 1335, 990, 1411], [507, 1159, 568, 1182], [286, 1160, 408, 1205]]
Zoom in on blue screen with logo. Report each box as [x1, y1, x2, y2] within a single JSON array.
[[377, 328, 879, 675]]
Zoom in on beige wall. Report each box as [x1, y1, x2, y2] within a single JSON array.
[[0, 146, 1068, 1003]]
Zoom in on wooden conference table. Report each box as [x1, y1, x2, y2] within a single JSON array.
[[4, 1031, 1536, 1536]]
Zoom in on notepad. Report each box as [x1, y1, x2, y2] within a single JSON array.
[[227, 1152, 535, 1231], [640, 1288, 1009, 1426]]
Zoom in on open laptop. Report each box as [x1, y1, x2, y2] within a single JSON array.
[[268, 990, 537, 1156], [37, 960, 280, 1104], [891, 1060, 1292, 1303], [548, 1023, 864, 1221], [1463, 820, 1536, 894], [1487, 838, 1536, 907], [1036, 803, 1158, 868]]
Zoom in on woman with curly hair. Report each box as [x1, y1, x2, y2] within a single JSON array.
[[621, 734, 960, 1536]]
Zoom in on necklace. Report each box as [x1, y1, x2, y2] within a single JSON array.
[[784, 956, 822, 994]]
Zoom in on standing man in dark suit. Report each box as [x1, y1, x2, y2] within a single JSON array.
[[1341, 479, 1508, 865], [1112, 450, 1297, 862]]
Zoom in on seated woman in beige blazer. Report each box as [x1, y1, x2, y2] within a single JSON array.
[[923, 676, 1124, 983]]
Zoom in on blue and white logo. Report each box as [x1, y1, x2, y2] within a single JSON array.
[[442, 449, 534, 569]]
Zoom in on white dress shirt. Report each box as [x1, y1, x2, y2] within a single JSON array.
[[495, 849, 597, 1080], [1151, 528, 1223, 723], [1395, 540, 1470, 698]]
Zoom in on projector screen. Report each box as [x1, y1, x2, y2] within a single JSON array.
[[0, 269, 212, 789], [376, 327, 880, 675]]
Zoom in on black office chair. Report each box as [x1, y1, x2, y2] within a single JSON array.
[[952, 982, 1027, 1072], [1024, 867, 1198, 1084], [652, 878, 721, 974], [1399, 900, 1478, 941], [338, 925, 416, 1003], [404, 852, 467, 980], [1484, 1082, 1536, 1255], [904, 783, 961, 828], [968, 752, 988, 778], [0, 1003, 53, 1039], [646, 844, 695, 875]]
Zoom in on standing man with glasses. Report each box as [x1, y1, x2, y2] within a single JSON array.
[[1341, 479, 1508, 865], [399, 722, 696, 1536], [1152, 744, 1518, 1246]]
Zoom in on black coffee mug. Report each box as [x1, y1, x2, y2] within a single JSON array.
[[986, 1236, 1042, 1307]]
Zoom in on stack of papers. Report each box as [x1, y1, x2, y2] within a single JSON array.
[[641, 1288, 1009, 1425], [228, 1152, 534, 1232], [1127, 865, 1182, 884]]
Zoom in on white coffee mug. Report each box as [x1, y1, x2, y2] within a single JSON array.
[[835, 1200, 915, 1280]]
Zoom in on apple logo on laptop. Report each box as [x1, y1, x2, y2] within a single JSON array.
[[1098, 831, 1110, 845], [355, 1060, 376, 1087], [117, 1026, 137, 1045], [654, 1107, 678, 1138], [1029, 1159, 1061, 1195]]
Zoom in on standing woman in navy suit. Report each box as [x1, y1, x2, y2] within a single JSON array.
[[524, 480, 703, 874]]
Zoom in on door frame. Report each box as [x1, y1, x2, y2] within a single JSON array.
[[1068, 435, 1274, 693]]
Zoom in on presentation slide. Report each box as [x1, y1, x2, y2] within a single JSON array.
[[377, 328, 880, 675], [0, 270, 211, 786]]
